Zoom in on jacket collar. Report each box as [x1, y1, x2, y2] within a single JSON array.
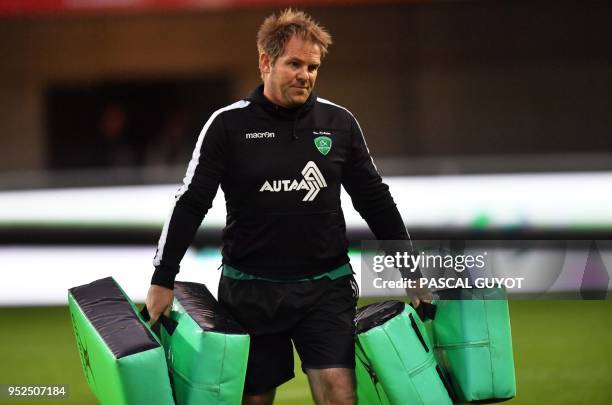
[[245, 84, 316, 119]]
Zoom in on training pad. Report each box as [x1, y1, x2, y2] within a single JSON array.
[[162, 281, 250, 405], [68, 277, 174, 405], [430, 288, 516, 402], [355, 301, 452, 405]]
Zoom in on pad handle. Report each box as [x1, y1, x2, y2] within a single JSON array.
[[140, 306, 178, 336], [412, 301, 437, 321]]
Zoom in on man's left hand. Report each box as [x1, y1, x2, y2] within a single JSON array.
[[406, 285, 433, 308]]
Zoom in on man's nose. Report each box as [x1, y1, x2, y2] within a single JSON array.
[[296, 66, 308, 81]]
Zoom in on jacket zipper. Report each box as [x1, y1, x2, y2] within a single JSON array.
[[292, 112, 299, 140]]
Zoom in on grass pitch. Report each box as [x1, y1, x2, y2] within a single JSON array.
[[0, 300, 610, 404]]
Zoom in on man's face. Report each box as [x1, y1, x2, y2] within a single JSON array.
[[260, 36, 321, 108]]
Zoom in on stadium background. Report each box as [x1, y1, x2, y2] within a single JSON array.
[[0, 0, 610, 403]]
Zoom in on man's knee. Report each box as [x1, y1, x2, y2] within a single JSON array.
[[242, 389, 276, 405], [306, 367, 356, 405]]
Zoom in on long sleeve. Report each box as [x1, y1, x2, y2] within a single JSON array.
[[341, 113, 409, 242], [151, 112, 227, 288], [341, 113, 422, 280]]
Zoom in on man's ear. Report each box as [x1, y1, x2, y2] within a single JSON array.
[[259, 52, 272, 75]]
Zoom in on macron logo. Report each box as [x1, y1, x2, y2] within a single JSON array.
[[259, 161, 327, 202], [246, 132, 275, 139]]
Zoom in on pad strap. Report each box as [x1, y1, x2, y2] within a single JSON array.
[[139, 306, 178, 336]]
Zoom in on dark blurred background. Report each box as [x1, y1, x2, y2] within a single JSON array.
[[0, 0, 611, 304], [1, 5, 610, 402], [1, 0, 610, 188]]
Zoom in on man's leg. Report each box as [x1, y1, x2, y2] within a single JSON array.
[[218, 277, 295, 404], [242, 389, 276, 405], [305, 368, 355, 405], [292, 276, 358, 405]]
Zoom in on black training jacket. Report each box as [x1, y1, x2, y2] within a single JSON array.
[[151, 85, 408, 288]]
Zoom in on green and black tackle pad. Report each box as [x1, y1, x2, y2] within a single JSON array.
[[161, 281, 250, 405], [355, 300, 453, 405], [68, 277, 174, 405], [429, 288, 516, 403]]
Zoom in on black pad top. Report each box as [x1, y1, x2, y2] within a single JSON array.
[[355, 300, 405, 334], [173, 281, 247, 335], [69, 277, 159, 359]]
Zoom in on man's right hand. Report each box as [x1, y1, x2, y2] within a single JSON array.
[[145, 284, 174, 323], [406, 285, 433, 309]]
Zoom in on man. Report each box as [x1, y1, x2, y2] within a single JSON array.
[[146, 9, 428, 405]]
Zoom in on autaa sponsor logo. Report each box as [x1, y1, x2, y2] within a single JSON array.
[[259, 161, 327, 202], [246, 131, 275, 139]]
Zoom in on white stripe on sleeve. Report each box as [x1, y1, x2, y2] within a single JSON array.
[[317, 97, 379, 173], [153, 100, 250, 266]]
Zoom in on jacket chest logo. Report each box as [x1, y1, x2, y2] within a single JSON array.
[[259, 161, 327, 202], [314, 135, 332, 156], [245, 131, 275, 139]]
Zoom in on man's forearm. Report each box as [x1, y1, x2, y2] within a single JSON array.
[[151, 200, 205, 289], [363, 204, 409, 241]]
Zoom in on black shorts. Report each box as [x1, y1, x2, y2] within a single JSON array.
[[218, 274, 359, 395]]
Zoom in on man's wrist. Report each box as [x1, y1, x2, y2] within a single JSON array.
[[151, 267, 177, 290]]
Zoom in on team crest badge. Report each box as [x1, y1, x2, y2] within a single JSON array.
[[314, 136, 332, 156]]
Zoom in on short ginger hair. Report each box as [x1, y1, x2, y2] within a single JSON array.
[[257, 8, 332, 64]]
